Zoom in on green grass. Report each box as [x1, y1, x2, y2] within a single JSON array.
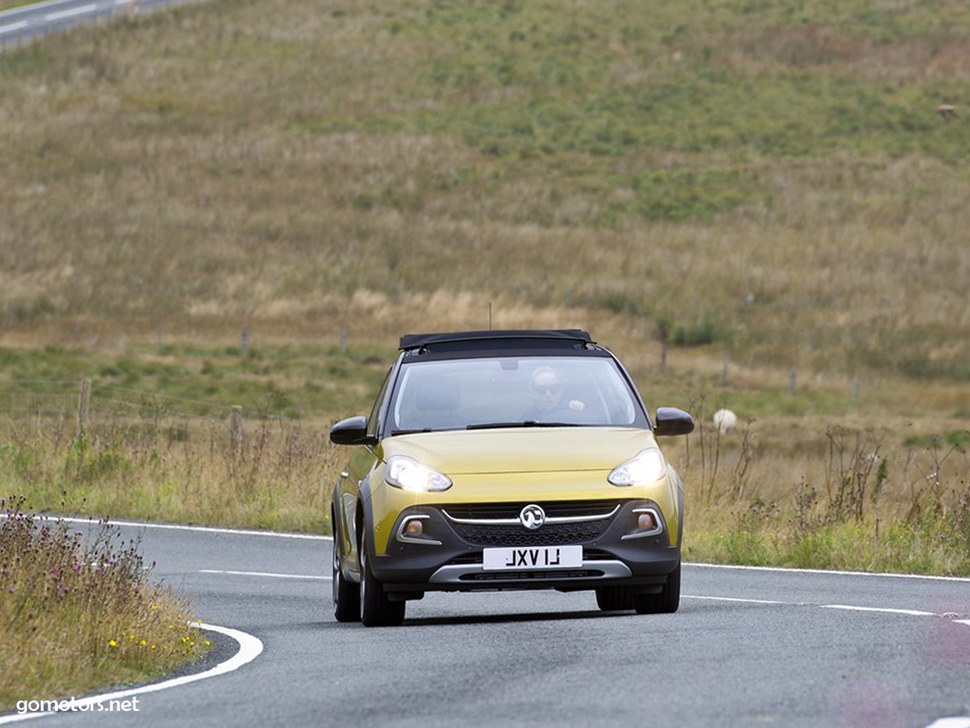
[[0, 342, 394, 419]]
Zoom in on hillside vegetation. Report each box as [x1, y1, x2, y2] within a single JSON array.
[[1, 0, 970, 378], [1, 0, 970, 575]]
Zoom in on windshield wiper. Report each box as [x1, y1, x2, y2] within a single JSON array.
[[390, 428, 436, 436], [465, 421, 582, 430]]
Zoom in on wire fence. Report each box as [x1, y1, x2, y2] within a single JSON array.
[[0, 379, 318, 438]]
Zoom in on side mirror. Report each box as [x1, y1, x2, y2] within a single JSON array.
[[330, 416, 377, 446], [654, 407, 694, 437]]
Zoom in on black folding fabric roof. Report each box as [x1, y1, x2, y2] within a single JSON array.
[[399, 329, 593, 351]]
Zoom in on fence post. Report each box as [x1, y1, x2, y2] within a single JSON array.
[[339, 329, 349, 354], [229, 406, 244, 456], [722, 353, 730, 385], [789, 371, 797, 395], [241, 327, 249, 358], [77, 379, 91, 437], [853, 373, 860, 401], [660, 341, 667, 372]]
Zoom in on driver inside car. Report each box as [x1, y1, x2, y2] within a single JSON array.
[[524, 365, 585, 421]]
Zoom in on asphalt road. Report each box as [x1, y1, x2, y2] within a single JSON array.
[[6, 520, 970, 728], [0, 0, 192, 48]]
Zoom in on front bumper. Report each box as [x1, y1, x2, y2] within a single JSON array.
[[370, 499, 680, 595]]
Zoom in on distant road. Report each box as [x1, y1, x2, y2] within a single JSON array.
[[0, 0, 193, 49]]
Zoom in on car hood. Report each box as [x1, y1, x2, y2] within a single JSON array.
[[381, 427, 658, 475]]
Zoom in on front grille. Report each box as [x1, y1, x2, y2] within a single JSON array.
[[449, 519, 611, 547], [443, 500, 621, 520]]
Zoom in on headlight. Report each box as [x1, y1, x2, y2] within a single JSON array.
[[608, 449, 667, 487], [385, 456, 453, 492]]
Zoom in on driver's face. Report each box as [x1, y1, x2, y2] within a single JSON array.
[[532, 372, 562, 411]]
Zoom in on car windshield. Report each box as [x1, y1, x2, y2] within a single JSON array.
[[388, 356, 642, 434]]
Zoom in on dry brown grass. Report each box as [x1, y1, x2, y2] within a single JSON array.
[[0, 497, 207, 709], [0, 411, 343, 530]]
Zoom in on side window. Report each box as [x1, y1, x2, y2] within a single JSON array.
[[366, 368, 393, 439]]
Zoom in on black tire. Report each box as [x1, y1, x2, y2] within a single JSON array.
[[634, 563, 681, 614], [595, 586, 635, 612], [360, 538, 405, 627], [332, 533, 361, 622]]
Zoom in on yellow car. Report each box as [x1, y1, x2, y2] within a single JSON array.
[[329, 329, 694, 626]]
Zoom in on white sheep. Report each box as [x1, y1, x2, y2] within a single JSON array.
[[712, 409, 738, 435], [938, 104, 958, 120]]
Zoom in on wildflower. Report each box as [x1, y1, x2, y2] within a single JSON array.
[[109, 640, 117, 648], [140, 639, 146, 647]]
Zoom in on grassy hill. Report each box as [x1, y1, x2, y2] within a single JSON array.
[[2, 0, 970, 377], [2, 0, 970, 572]]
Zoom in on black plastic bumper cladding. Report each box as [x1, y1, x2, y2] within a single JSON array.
[[372, 501, 680, 593]]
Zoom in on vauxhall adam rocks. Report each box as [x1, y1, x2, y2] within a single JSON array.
[[329, 329, 694, 626]]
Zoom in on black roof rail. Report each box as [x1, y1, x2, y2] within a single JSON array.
[[399, 329, 593, 351]]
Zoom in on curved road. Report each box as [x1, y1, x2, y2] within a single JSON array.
[[5, 520, 970, 728]]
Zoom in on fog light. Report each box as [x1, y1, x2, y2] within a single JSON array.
[[622, 507, 664, 541], [396, 514, 441, 545]]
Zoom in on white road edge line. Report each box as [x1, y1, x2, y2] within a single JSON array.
[[926, 720, 970, 728], [822, 604, 936, 617], [0, 0, 86, 19], [688, 561, 970, 584], [0, 622, 263, 725], [45, 4, 97, 21], [683, 595, 788, 606], [0, 0, 94, 16], [685, 595, 952, 619], [21, 515, 333, 541], [199, 569, 331, 580], [0, 21, 28, 33]]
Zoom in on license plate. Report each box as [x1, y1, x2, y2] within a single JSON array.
[[482, 545, 583, 571]]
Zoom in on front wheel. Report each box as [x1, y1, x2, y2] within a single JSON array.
[[332, 538, 361, 623], [634, 563, 681, 614], [360, 538, 405, 627]]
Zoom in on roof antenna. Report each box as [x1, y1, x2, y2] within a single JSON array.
[[488, 302, 492, 330]]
